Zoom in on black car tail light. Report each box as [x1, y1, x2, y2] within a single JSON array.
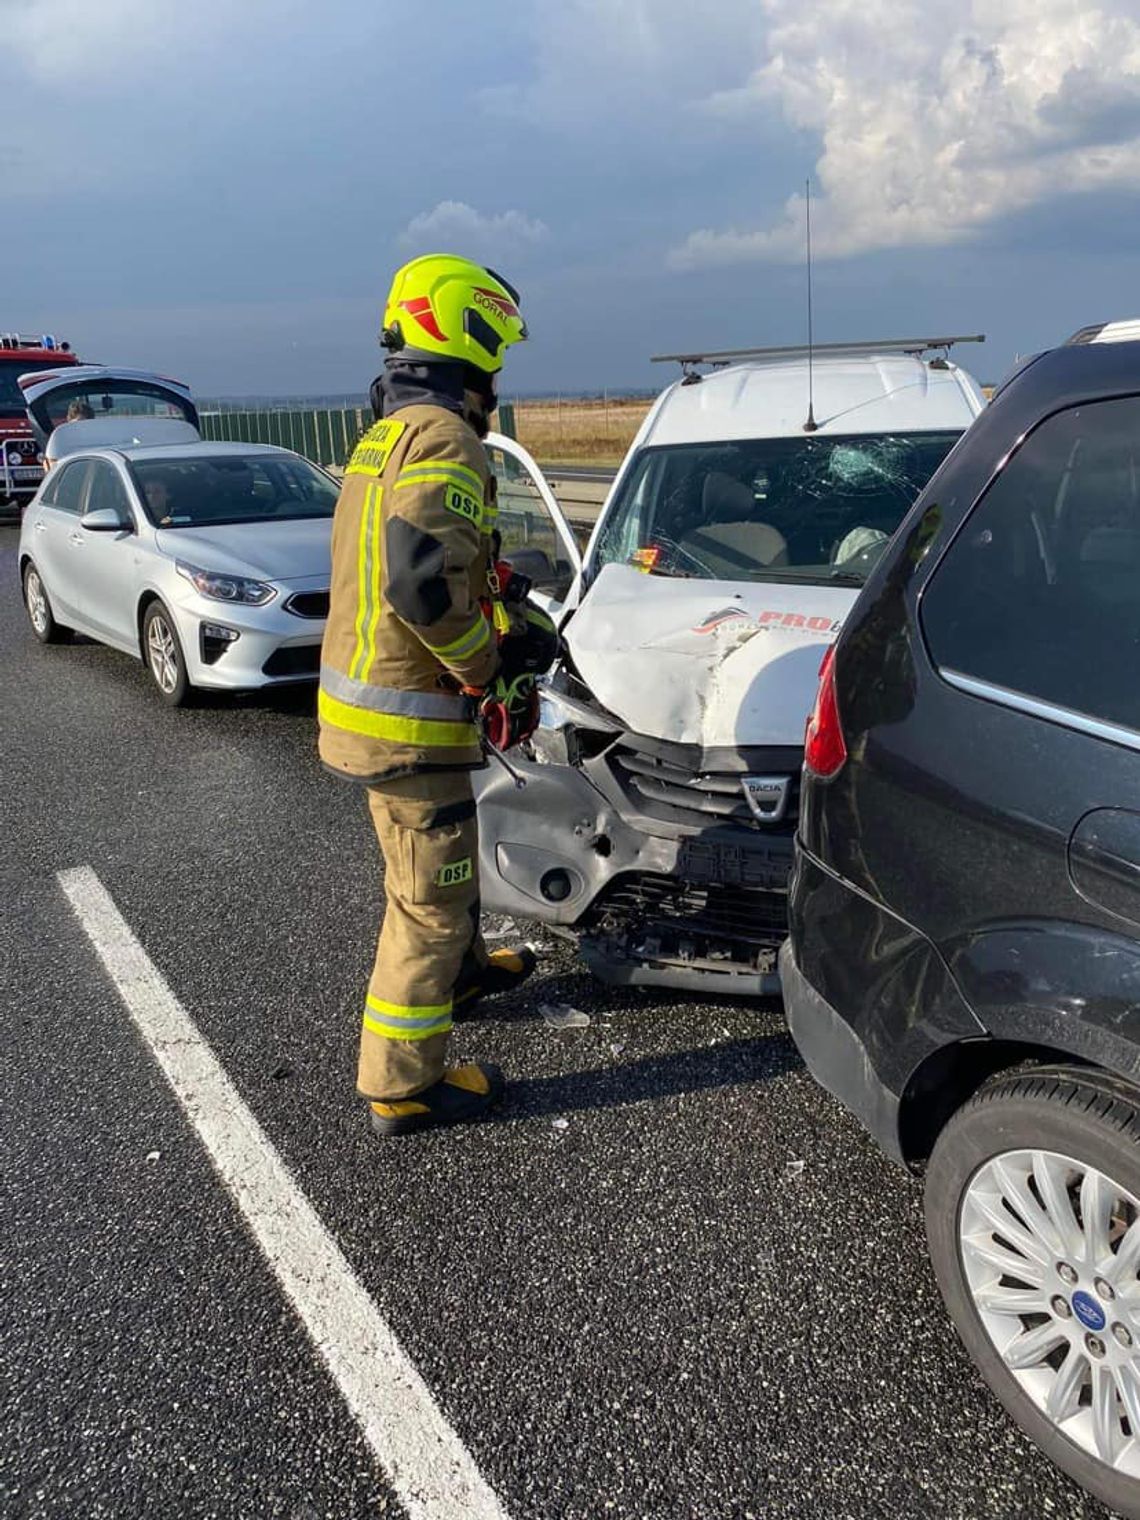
[[804, 646, 847, 779]]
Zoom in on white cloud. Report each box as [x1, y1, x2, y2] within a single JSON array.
[[477, 0, 765, 130], [2, 0, 232, 80], [400, 201, 549, 254], [669, 0, 1140, 267]]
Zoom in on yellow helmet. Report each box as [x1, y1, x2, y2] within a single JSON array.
[[381, 253, 528, 374]]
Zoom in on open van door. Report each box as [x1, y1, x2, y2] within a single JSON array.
[[19, 367, 200, 457], [484, 431, 582, 619]]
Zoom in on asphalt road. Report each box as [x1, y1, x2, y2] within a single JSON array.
[[0, 520, 1122, 1520]]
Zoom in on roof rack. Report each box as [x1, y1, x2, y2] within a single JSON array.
[[652, 335, 985, 371], [1067, 319, 1140, 347]]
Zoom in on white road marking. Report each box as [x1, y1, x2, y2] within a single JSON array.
[[58, 865, 510, 1520]]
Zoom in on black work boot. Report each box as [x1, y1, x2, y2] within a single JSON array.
[[370, 1063, 505, 1137], [455, 946, 538, 1012]]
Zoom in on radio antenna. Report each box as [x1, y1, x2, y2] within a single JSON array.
[[804, 178, 818, 433]]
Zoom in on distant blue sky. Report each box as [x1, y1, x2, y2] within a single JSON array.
[[5, 0, 1140, 397]]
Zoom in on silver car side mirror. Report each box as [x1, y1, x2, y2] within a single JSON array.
[[82, 506, 132, 533]]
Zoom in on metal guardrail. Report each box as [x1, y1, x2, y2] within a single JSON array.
[[198, 406, 372, 468]]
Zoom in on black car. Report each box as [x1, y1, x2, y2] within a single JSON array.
[[782, 323, 1140, 1518]]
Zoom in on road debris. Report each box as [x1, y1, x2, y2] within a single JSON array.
[[539, 1002, 591, 1030], [145, 1150, 161, 1163], [784, 1159, 806, 1179], [552, 1117, 570, 1132]]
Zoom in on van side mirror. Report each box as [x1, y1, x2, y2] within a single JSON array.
[[505, 545, 574, 598]]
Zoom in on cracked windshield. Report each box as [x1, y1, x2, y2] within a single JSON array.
[[596, 431, 962, 585]]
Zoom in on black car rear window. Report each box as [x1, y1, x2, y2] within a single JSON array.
[[923, 394, 1140, 733]]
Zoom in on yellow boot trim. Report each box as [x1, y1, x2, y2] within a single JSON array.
[[445, 1065, 493, 1096], [371, 1099, 432, 1118]]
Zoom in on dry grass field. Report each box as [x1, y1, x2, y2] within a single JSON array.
[[499, 395, 653, 466]]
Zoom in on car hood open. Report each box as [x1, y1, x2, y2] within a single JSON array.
[[156, 517, 332, 585], [565, 563, 860, 748]]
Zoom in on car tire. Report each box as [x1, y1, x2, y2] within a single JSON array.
[[926, 1064, 1140, 1518], [142, 601, 191, 706], [23, 561, 71, 645]]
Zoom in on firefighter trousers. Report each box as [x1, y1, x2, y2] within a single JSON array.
[[358, 771, 486, 1100]]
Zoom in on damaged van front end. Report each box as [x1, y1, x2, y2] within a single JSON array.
[[476, 566, 864, 995]]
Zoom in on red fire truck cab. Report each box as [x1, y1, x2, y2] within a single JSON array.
[[0, 334, 80, 517]]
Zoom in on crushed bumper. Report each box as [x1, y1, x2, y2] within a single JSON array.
[[778, 939, 902, 1159], [475, 752, 792, 993]]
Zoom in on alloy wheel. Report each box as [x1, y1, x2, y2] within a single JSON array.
[[960, 1147, 1140, 1477], [25, 569, 48, 635], [147, 612, 180, 695]]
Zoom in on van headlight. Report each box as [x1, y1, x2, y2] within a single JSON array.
[[176, 561, 277, 606], [530, 689, 575, 766]]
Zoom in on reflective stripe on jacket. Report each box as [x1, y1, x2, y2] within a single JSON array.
[[318, 404, 499, 781]]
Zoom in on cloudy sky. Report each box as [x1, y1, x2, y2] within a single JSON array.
[[5, 0, 1140, 397]]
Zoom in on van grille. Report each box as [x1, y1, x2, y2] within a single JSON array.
[[595, 872, 787, 947], [609, 744, 798, 828]]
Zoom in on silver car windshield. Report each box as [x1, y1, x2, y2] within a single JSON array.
[[594, 431, 961, 585], [132, 454, 339, 528]]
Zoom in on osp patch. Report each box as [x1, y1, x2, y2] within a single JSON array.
[[436, 857, 474, 889]]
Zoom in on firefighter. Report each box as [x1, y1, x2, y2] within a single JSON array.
[[319, 253, 555, 1138]]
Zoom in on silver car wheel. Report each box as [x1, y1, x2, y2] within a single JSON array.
[[961, 1147, 1140, 1477], [146, 612, 180, 694], [25, 568, 48, 635]]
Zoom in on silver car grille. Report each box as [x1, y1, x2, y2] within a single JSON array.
[[284, 590, 330, 619]]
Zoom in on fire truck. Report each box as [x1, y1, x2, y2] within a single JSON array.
[[0, 334, 80, 516]]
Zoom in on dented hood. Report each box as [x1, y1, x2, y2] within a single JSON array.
[[565, 563, 860, 748]]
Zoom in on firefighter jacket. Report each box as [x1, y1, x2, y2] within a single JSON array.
[[318, 404, 500, 782]]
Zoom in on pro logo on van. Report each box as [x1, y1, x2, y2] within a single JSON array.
[[693, 606, 843, 637]]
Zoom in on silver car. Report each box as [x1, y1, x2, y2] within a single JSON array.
[[16, 370, 337, 704]]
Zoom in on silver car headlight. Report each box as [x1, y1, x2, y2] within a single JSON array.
[[176, 561, 277, 606]]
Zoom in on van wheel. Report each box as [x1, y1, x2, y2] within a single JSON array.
[[142, 602, 191, 706], [926, 1066, 1140, 1518], [23, 561, 70, 644]]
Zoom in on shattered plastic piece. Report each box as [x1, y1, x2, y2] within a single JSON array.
[[145, 1151, 161, 1163], [539, 1002, 591, 1030], [552, 1117, 570, 1131], [784, 1159, 806, 1179], [482, 917, 518, 941], [610, 1042, 626, 1057]]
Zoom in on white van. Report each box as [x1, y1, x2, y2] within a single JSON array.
[[479, 337, 987, 995]]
